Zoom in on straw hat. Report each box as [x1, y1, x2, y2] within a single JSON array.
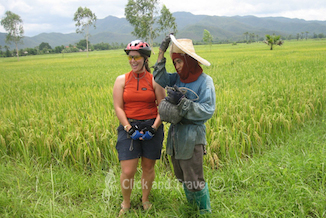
[[169, 34, 211, 66]]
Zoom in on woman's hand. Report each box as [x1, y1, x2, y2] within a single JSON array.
[[128, 125, 143, 140], [140, 126, 157, 140]]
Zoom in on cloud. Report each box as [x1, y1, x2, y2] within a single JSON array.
[[24, 19, 75, 35], [0, 4, 5, 15], [1, 0, 129, 36], [279, 9, 326, 21], [162, 0, 326, 21], [7, 0, 33, 12], [1, 0, 325, 36]]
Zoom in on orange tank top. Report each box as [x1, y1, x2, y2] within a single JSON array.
[[123, 71, 158, 120]]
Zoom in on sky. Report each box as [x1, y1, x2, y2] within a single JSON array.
[[0, 0, 325, 37]]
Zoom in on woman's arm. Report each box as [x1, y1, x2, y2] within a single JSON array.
[[112, 74, 132, 131], [152, 77, 166, 129]]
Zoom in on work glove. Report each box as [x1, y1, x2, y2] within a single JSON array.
[[128, 125, 143, 140], [160, 33, 173, 52], [165, 85, 184, 105], [141, 126, 157, 140]]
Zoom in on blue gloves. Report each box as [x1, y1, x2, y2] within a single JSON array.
[[165, 85, 184, 105], [141, 126, 156, 140], [128, 125, 156, 140], [128, 125, 143, 140]]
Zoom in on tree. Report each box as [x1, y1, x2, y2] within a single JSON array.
[[93, 42, 110, 51], [125, 0, 160, 47], [318, 33, 325, 38], [26, 47, 37, 55], [305, 31, 309, 40], [1, 11, 24, 61], [4, 45, 11, 57], [265, 34, 282, 50], [248, 33, 255, 43], [243, 32, 249, 42], [313, 32, 318, 39], [54, 45, 64, 54], [39, 42, 52, 53], [76, 39, 90, 50], [73, 7, 97, 57], [203, 29, 213, 51], [158, 5, 177, 36]]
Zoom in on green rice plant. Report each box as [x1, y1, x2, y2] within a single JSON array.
[[0, 51, 125, 169], [204, 40, 326, 166], [0, 40, 326, 169]]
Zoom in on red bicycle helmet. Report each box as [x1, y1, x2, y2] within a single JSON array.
[[124, 40, 151, 57]]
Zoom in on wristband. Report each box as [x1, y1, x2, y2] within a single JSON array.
[[124, 124, 131, 131]]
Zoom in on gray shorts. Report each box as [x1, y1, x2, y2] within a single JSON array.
[[171, 144, 206, 191], [115, 119, 164, 161]]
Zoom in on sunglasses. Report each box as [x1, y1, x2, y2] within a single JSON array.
[[128, 55, 143, 61]]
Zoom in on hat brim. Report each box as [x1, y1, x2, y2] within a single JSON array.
[[170, 35, 211, 67]]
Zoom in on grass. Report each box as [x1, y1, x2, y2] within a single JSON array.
[[211, 113, 326, 217], [0, 110, 325, 217], [0, 39, 326, 216]]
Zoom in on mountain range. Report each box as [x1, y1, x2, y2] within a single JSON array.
[[1, 12, 326, 50]]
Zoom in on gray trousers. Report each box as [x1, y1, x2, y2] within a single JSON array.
[[171, 144, 205, 192]]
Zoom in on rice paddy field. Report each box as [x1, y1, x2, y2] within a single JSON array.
[[0, 39, 325, 217], [1, 40, 325, 168]]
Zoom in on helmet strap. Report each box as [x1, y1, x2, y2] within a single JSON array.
[[142, 58, 148, 71]]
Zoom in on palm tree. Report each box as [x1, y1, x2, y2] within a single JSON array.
[[4, 45, 11, 57], [249, 33, 255, 43], [265, 34, 282, 50], [243, 32, 249, 42]]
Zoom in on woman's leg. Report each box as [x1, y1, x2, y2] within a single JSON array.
[[141, 157, 156, 203], [120, 158, 139, 208]]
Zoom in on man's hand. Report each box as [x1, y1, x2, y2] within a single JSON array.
[[165, 85, 184, 105], [159, 34, 172, 52]]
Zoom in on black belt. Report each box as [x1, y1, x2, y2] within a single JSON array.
[[127, 118, 154, 123]]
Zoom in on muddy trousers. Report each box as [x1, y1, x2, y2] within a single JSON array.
[[171, 145, 212, 214]]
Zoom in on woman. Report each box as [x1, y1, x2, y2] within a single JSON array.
[[113, 40, 165, 216], [153, 34, 216, 214]]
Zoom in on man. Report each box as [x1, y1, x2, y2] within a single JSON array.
[[153, 34, 216, 214]]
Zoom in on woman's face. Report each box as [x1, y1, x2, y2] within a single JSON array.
[[173, 58, 184, 73], [128, 51, 145, 74]]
